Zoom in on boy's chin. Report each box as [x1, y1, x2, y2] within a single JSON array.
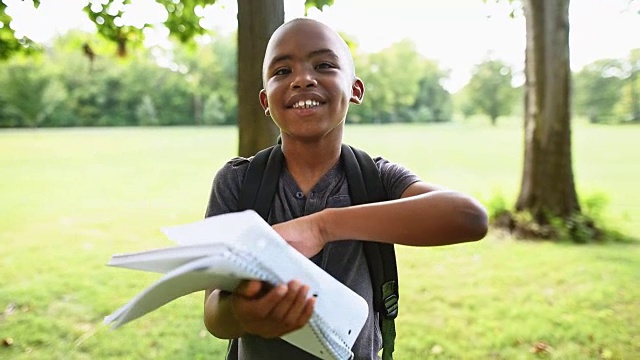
[[281, 127, 344, 143]]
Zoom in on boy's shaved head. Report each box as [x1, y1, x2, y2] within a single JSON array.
[[262, 18, 356, 85], [258, 16, 365, 143]]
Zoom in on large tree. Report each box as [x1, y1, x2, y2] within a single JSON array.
[[515, 0, 581, 228], [236, 0, 282, 156], [621, 48, 640, 122], [491, 0, 637, 239]]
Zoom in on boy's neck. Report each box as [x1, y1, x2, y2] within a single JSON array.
[[281, 139, 342, 195]]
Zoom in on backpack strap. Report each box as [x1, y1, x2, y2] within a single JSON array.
[[237, 145, 283, 219], [341, 144, 398, 360]]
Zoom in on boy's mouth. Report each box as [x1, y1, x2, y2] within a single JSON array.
[[291, 99, 321, 109]]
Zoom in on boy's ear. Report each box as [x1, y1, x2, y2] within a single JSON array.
[[350, 78, 365, 105], [259, 89, 270, 116]]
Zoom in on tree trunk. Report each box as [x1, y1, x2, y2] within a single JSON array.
[[193, 92, 203, 125], [516, 0, 580, 222], [629, 50, 640, 122], [236, 0, 282, 157], [630, 72, 639, 121]]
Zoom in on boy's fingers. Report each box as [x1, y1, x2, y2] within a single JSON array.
[[235, 282, 287, 318], [281, 284, 312, 325], [231, 280, 316, 338], [232, 279, 314, 331], [234, 280, 259, 297], [302, 296, 316, 322], [268, 280, 303, 320]]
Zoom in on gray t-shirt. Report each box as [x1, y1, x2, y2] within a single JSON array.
[[205, 153, 420, 360]]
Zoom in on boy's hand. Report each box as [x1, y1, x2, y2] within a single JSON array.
[[272, 214, 326, 258], [230, 279, 315, 338]]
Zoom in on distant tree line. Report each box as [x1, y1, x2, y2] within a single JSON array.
[[0, 30, 637, 128], [348, 39, 452, 124], [572, 49, 640, 124], [0, 31, 454, 128], [455, 48, 640, 126], [0, 31, 238, 128]]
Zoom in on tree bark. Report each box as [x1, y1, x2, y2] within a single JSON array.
[[236, 0, 283, 157], [193, 92, 203, 125], [630, 72, 639, 121], [629, 49, 640, 121], [516, 0, 580, 222]]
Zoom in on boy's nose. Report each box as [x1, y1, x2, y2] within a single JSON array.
[[290, 72, 317, 89]]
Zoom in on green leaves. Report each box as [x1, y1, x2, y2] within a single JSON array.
[[156, 0, 216, 43], [304, 0, 334, 14], [81, 0, 337, 57], [83, 0, 217, 57], [84, 0, 144, 57], [0, 0, 42, 59]]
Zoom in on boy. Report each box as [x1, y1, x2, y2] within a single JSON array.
[[203, 18, 488, 359]]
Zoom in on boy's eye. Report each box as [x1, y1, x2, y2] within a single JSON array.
[[316, 62, 334, 70], [274, 68, 290, 76]]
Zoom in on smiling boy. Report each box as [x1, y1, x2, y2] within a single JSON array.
[[203, 18, 488, 360]]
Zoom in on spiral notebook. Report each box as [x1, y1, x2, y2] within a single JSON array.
[[104, 210, 369, 360]]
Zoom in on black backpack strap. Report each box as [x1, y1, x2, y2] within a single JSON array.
[[341, 144, 398, 360], [237, 145, 284, 220], [232, 145, 284, 359]]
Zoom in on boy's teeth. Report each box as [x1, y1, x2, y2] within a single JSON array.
[[293, 100, 319, 108]]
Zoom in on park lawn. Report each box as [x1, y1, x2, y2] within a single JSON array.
[[0, 122, 638, 359]]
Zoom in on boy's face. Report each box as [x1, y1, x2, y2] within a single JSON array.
[[260, 19, 364, 142]]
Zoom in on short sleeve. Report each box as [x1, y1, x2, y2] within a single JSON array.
[[374, 157, 421, 200], [204, 157, 251, 218]]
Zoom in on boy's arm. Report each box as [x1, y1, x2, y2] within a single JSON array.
[[204, 280, 316, 340], [273, 181, 489, 258], [204, 289, 244, 339]]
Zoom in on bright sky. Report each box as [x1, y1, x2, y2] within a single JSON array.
[[4, 0, 640, 92]]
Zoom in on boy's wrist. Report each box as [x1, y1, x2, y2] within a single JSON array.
[[316, 207, 340, 244]]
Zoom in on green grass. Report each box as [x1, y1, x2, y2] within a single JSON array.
[[1, 122, 638, 359]]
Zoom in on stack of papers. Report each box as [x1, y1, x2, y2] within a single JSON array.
[[104, 210, 369, 360]]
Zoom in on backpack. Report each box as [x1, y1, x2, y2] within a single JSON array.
[[237, 143, 399, 360]]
